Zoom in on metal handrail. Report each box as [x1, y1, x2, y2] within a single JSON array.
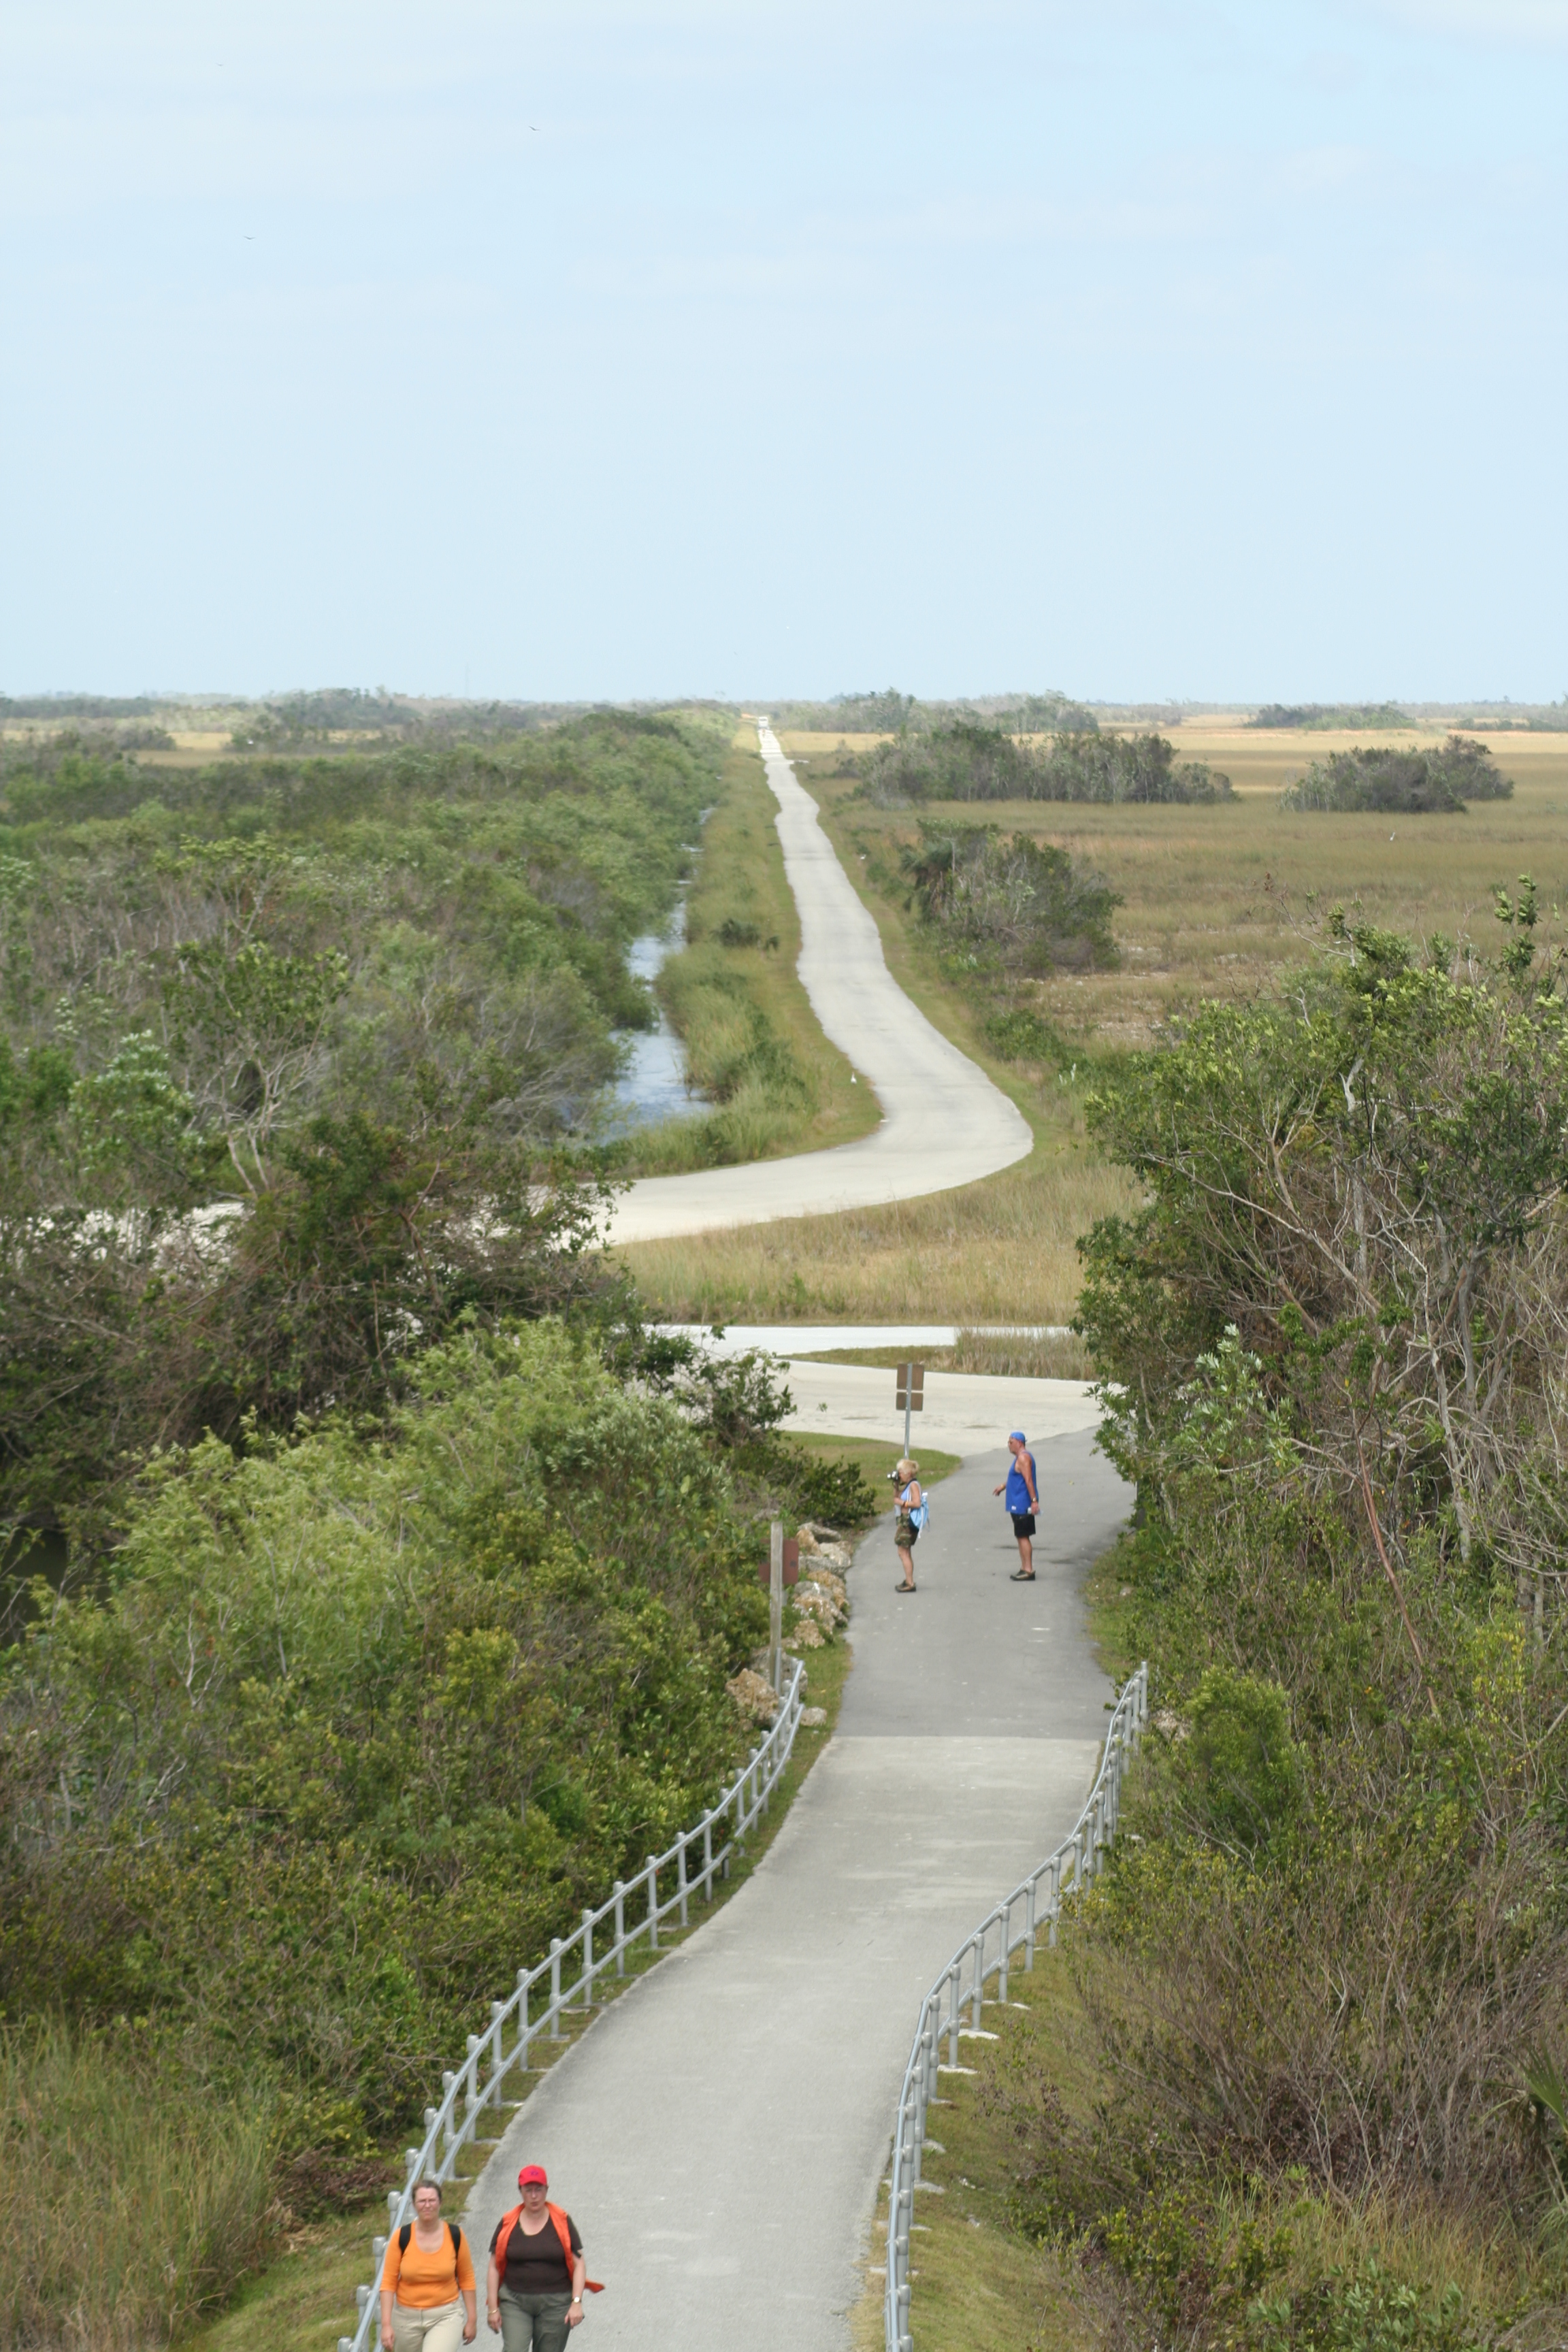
[[881, 1662, 1148, 2352], [340, 1657, 806, 2352]]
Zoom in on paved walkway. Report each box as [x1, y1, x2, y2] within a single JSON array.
[[465, 1424, 1130, 2349], [602, 725, 1032, 1245]]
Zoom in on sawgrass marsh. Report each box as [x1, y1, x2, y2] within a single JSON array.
[[615, 722, 1568, 1326]]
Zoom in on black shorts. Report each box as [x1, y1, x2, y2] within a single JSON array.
[[1011, 1512, 1036, 1539]]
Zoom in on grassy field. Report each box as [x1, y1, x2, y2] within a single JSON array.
[[793, 719, 1568, 1051], [612, 723, 880, 1175], [617, 721, 1568, 1325]]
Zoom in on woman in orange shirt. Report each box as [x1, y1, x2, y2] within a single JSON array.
[[380, 2178, 478, 2352]]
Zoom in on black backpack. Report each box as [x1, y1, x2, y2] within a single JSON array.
[[399, 2221, 462, 2259]]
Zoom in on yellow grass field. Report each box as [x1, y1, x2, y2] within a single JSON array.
[[616, 722, 1568, 1325]]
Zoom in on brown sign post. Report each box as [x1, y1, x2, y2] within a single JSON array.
[[760, 1526, 800, 1695]]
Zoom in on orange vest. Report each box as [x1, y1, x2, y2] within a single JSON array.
[[495, 2202, 604, 2296]]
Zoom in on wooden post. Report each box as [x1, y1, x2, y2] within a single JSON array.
[[770, 1518, 783, 1695]]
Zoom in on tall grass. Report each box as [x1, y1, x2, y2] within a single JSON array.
[[618, 1120, 1138, 1322], [0, 2023, 275, 2349]]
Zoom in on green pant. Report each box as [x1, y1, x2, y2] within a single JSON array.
[[497, 2286, 573, 2352]]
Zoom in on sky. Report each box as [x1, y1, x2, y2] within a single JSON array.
[[1, 1, 1565, 703]]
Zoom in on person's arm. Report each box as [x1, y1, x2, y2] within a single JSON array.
[[380, 2240, 399, 2350], [568, 2245, 587, 2327], [457, 2239, 478, 2343], [993, 1480, 1004, 1495], [486, 2253, 502, 2333], [1025, 1452, 1039, 1508]]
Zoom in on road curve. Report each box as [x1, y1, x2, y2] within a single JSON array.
[[464, 1412, 1128, 2351], [601, 725, 1032, 1245]]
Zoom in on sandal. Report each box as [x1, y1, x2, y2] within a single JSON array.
[[896, 1582, 917, 1593], [1010, 1569, 1036, 1581]]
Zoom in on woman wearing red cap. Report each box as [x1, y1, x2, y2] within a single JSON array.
[[486, 2166, 595, 2350]]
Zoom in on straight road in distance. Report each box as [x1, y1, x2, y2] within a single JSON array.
[[602, 724, 1032, 1245]]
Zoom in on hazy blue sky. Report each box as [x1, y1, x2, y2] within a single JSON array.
[[2, 1, 1564, 702]]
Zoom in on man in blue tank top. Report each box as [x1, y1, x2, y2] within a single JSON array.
[[993, 1431, 1040, 1580]]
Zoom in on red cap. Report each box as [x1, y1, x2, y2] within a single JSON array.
[[518, 2165, 548, 2188]]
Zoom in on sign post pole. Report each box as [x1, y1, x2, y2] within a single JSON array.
[[895, 1362, 924, 1457], [770, 1518, 783, 1695]]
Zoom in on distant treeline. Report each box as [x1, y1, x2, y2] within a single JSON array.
[[768, 688, 1186, 734], [855, 720, 1230, 807], [0, 694, 163, 720], [1249, 701, 1411, 731], [1282, 734, 1512, 813]]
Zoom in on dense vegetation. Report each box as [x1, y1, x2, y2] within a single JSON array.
[[0, 711, 727, 1558], [1282, 734, 1512, 812], [901, 823, 1121, 974], [0, 707, 888, 2341], [0, 1318, 872, 2342], [1004, 890, 1568, 2342], [858, 719, 1230, 806]]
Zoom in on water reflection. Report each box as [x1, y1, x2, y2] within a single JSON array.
[[596, 894, 704, 1139]]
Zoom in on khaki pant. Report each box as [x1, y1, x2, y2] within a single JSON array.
[[497, 2286, 574, 2352], [392, 2298, 466, 2352]]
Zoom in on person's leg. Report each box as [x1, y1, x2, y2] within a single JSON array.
[[896, 1537, 915, 1588], [527, 2293, 574, 2352], [1017, 1525, 1033, 1575], [1010, 1514, 1035, 1578], [497, 2287, 535, 2352], [420, 2301, 466, 2352]]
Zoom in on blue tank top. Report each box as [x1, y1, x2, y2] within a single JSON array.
[[1004, 1454, 1036, 1512]]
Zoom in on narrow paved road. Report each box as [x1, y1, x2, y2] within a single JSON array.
[[465, 1425, 1130, 2349], [602, 725, 1032, 1245]]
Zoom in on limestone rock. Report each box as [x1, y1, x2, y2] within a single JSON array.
[[727, 1667, 780, 1724]]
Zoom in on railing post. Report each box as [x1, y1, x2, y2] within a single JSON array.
[[677, 1833, 689, 1926], [613, 1882, 626, 1974], [463, 2038, 480, 2142], [440, 2071, 458, 2167], [582, 1910, 595, 2004], [647, 1855, 659, 1950], [1048, 1856, 1060, 1948], [1025, 1872, 1037, 1969], [999, 1897, 1011, 2002], [549, 1940, 563, 2038], [970, 1930, 985, 2029], [947, 1963, 961, 2065], [703, 1816, 714, 1899]]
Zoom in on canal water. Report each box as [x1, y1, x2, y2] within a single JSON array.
[[596, 893, 702, 1139]]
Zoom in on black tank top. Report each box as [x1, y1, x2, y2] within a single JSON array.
[[491, 2212, 581, 2295]]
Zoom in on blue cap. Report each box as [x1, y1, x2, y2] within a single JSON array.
[[1009, 1431, 1026, 1443]]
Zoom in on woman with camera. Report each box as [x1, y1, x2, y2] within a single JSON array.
[[892, 1458, 923, 1592]]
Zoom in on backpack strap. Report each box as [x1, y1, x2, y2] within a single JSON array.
[[448, 2221, 461, 2258], [398, 2223, 411, 2255]]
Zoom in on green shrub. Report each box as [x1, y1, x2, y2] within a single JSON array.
[[1184, 1667, 1304, 1854], [1281, 736, 1510, 812]]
